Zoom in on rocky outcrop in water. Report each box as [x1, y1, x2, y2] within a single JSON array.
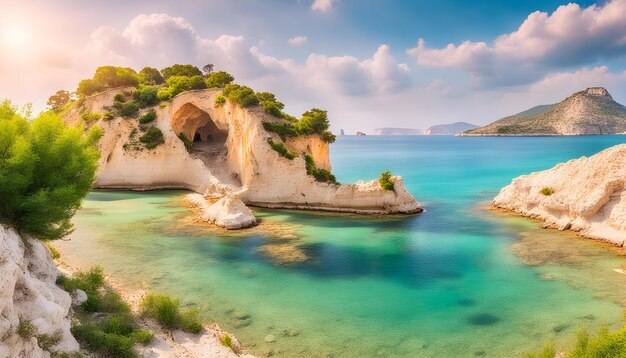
[[466, 87, 626, 135], [64, 89, 421, 225], [493, 144, 626, 245], [0, 225, 79, 357]]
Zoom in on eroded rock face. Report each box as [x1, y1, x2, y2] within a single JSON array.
[[64, 89, 422, 216], [493, 144, 626, 245], [0, 225, 79, 357]]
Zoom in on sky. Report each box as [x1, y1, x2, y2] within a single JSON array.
[[1, 0, 626, 133]]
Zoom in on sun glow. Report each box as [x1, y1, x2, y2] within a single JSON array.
[[1, 24, 31, 47]]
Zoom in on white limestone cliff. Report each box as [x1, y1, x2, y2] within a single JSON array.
[[493, 144, 626, 245], [63, 88, 422, 227], [0, 225, 79, 357]]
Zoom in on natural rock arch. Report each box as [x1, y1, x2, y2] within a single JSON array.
[[171, 103, 227, 144]]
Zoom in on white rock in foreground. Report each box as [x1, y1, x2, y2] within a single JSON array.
[[493, 144, 626, 245], [186, 194, 258, 229], [0, 225, 79, 357]]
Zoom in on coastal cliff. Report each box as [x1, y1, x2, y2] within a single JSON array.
[[0, 225, 79, 357], [466, 87, 626, 136], [493, 145, 626, 245], [64, 88, 421, 227]]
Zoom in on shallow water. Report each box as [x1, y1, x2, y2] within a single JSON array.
[[57, 135, 626, 357]]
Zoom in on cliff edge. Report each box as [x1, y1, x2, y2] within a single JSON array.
[[0, 225, 79, 357], [493, 145, 626, 245], [64, 88, 421, 228]]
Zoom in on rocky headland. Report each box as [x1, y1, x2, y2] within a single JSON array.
[[466, 87, 626, 136], [493, 144, 626, 245], [64, 88, 421, 229]]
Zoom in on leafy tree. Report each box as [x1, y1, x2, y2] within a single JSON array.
[[223, 84, 259, 107], [205, 71, 234, 88], [138, 67, 164, 85], [0, 100, 102, 240], [164, 76, 192, 97], [202, 63, 214, 75], [160, 64, 202, 80], [93, 66, 138, 88], [47, 90, 70, 112], [379, 171, 394, 191], [189, 75, 207, 90], [77, 79, 105, 97], [294, 108, 330, 135]]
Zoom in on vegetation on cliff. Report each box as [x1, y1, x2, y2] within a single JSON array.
[[305, 154, 338, 184], [0, 100, 102, 240], [379, 171, 395, 191]]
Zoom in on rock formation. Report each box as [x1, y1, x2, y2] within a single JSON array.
[[356, 131, 366, 136], [0, 225, 79, 357], [373, 127, 422, 135], [466, 87, 626, 135], [424, 122, 478, 135], [493, 144, 626, 245], [339, 129, 345, 136], [63, 88, 421, 228], [185, 193, 257, 229]]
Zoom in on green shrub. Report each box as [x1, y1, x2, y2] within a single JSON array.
[[540, 187, 554, 196], [46, 243, 60, 259], [214, 95, 226, 107], [103, 112, 116, 121], [189, 75, 207, 90], [220, 334, 233, 349], [157, 89, 172, 101], [37, 330, 62, 351], [141, 294, 180, 330], [178, 133, 193, 151], [130, 329, 154, 345], [133, 85, 159, 107], [141, 294, 203, 333], [71, 324, 136, 358], [262, 122, 298, 140], [294, 108, 333, 141], [139, 126, 165, 149], [81, 112, 101, 121], [267, 138, 296, 160], [17, 319, 37, 339], [114, 93, 126, 103], [0, 102, 102, 240], [77, 66, 139, 97], [205, 71, 234, 88], [262, 108, 335, 143], [120, 102, 139, 118], [57, 266, 105, 295], [139, 110, 157, 124], [223, 84, 259, 107], [379, 171, 394, 191], [163, 76, 193, 98], [304, 154, 338, 184], [160, 64, 202, 80]]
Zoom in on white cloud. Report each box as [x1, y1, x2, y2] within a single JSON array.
[[408, 0, 626, 86], [311, 0, 336, 13], [288, 35, 308, 46]]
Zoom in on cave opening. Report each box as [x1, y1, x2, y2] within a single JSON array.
[[171, 103, 228, 149]]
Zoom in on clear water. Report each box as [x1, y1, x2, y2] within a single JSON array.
[[56, 136, 626, 358]]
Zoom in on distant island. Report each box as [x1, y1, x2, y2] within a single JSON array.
[[424, 122, 478, 135], [465, 87, 626, 136], [373, 128, 423, 135]]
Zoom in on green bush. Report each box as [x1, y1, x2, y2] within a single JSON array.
[[540, 187, 554, 196], [294, 108, 332, 140], [379, 171, 394, 191], [141, 294, 203, 333], [162, 76, 193, 98], [178, 133, 193, 151], [262, 122, 298, 140], [46, 242, 60, 259], [71, 324, 136, 358], [114, 93, 126, 103], [157, 89, 172, 101], [139, 126, 165, 149], [267, 138, 296, 160], [304, 154, 338, 184], [104, 112, 116, 121], [139, 110, 157, 124], [160, 64, 202, 80], [220, 334, 233, 349], [133, 85, 159, 107], [262, 108, 335, 143], [214, 95, 226, 107], [77, 66, 139, 97], [81, 112, 101, 121], [0, 102, 102, 240], [120, 102, 139, 118], [17, 319, 37, 339], [36, 330, 62, 351], [223, 84, 259, 107], [138, 67, 164, 85], [189, 75, 207, 90], [205, 71, 234, 88], [57, 266, 105, 296]]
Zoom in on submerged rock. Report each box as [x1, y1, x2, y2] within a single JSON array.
[[494, 144, 626, 245]]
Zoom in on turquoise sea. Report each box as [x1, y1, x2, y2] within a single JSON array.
[[57, 135, 626, 357]]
